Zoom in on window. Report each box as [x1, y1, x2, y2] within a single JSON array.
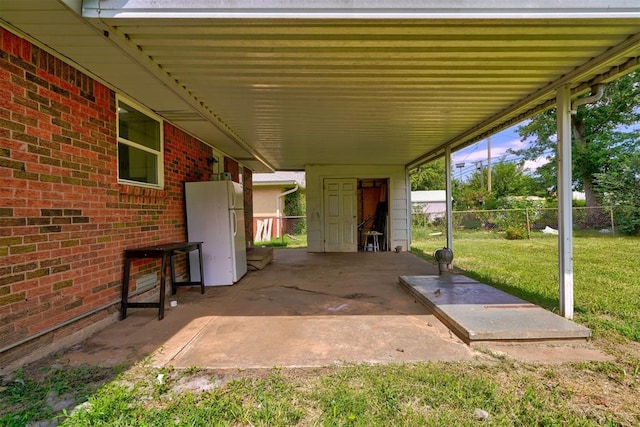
[[117, 97, 163, 188]]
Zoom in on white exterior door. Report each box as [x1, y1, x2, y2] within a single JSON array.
[[323, 178, 357, 252]]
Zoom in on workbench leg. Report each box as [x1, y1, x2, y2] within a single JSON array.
[[197, 243, 205, 294], [120, 257, 131, 320], [159, 254, 168, 320], [170, 254, 177, 295]]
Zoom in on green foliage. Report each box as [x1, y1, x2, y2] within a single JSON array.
[[596, 153, 640, 235], [514, 70, 640, 208], [259, 234, 307, 248], [283, 187, 306, 235], [58, 361, 627, 426], [504, 227, 525, 240], [459, 214, 483, 229], [410, 158, 445, 191], [486, 162, 538, 200], [454, 161, 541, 210], [0, 364, 115, 426], [65, 369, 304, 426], [497, 196, 547, 211], [283, 187, 305, 217]]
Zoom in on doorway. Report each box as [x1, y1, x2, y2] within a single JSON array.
[[357, 178, 389, 251], [323, 178, 358, 252]]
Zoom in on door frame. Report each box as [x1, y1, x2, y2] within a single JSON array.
[[357, 177, 389, 252]]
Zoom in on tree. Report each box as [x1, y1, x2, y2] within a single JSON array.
[[284, 186, 306, 235], [512, 71, 640, 214], [596, 152, 640, 235], [411, 158, 446, 191], [453, 160, 539, 210]]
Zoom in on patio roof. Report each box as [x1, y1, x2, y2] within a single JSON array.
[[1, 1, 639, 171]]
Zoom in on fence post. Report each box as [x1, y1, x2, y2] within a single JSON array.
[[525, 208, 531, 240], [610, 207, 615, 236], [281, 217, 285, 245]]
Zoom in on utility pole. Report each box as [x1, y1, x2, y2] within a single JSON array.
[[475, 160, 484, 189], [487, 136, 492, 193]]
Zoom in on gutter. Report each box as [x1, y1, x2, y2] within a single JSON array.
[[571, 85, 605, 114], [275, 183, 299, 237]]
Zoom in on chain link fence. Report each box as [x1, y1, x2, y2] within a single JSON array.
[[413, 206, 617, 240], [254, 215, 307, 247]]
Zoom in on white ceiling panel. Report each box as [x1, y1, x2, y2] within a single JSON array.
[[2, 1, 640, 171]]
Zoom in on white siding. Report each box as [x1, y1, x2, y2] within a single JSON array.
[[305, 164, 409, 252]]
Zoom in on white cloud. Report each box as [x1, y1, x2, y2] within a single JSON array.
[[451, 136, 525, 165], [524, 156, 550, 172]]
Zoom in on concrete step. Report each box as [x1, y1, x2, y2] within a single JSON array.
[[399, 275, 591, 344], [247, 246, 274, 270]]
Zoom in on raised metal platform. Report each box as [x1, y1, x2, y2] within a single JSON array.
[[399, 275, 591, 343]]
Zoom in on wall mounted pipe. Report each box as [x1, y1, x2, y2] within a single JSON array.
[[275, 183, 299, 236], [571, 84, 604, 114]]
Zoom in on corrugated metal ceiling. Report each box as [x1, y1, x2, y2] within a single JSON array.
[[2, 1, 640, 171]]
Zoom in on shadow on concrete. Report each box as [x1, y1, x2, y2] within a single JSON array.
[[56, 250, 477, 369], [49, 249, 609, 371]]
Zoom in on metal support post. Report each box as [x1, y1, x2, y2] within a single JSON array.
[[445, 146, 454, 266], [557, 85, 574, 319]]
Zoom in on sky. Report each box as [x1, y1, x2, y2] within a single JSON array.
[[450, 123, 551, 181]]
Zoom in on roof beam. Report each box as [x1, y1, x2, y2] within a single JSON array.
[[83, 1, 640, 19]]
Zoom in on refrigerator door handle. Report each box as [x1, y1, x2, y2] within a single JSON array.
[[231, 209, 237, 236]]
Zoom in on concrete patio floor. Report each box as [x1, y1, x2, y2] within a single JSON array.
[[57, 249, 610, 370]]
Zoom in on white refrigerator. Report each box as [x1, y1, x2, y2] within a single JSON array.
[[185, 181, 248, 286]]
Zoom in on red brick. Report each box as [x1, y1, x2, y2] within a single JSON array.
[[1, 29, 234, 356]]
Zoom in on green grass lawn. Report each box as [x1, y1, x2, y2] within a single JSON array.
[[256, 233, 308, 249], [3, 234, 639, 426], [50, 362, 628, 426]]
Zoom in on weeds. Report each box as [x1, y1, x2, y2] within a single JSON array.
[[0, 364, 116, 426]]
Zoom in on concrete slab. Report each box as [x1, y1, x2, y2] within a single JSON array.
[[153, 251, 477, 368], [46, 250, 607, 371], [399, 275, 592, 343], [164, 314, 473, 369]]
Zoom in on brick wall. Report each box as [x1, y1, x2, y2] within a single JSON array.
[[0, 28, 232, 363], [222, 156, 254, 247], [223, 156, 240, 182], [243, 168, 254, 246]]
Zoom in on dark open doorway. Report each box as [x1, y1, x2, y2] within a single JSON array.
[[357, 178, 389, 251]]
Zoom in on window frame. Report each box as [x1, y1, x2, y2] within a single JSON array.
[[116, 95, 164, 189]]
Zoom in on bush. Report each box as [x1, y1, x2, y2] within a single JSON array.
[[505, 227, 525, 240], [460, 214, 482, 229], [614, 205, 640, 236]]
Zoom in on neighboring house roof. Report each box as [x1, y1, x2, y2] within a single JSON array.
[[253, 172, 306, 188], [411, 190, 447, 203]]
